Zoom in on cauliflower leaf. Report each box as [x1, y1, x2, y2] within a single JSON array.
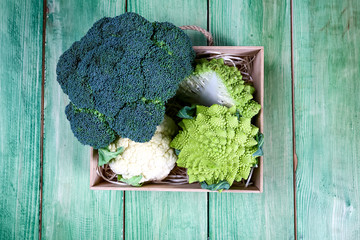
[[118, 175, 143, 187], [98, 147, 124, 166]]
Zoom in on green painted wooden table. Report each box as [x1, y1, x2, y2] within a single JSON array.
[[1, 0, 359, 239]]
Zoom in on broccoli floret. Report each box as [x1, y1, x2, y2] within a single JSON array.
[[170, 104, 259, 186], [109, 100, 165, 142], [65, 103, 117, 149], [57, 12, 195, 148], [177, 58, 261, 118]]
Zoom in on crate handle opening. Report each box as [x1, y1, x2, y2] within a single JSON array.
[[179, 25, 214, 46]]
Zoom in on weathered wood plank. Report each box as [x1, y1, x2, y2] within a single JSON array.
[[0, 0, 42, 239], [208, 0, 295, 239], [125, 1, 208, 239], [293, 1, 360, 239], [128, 0, 208, 46], [125, 192, 208, 239], [42, 0, 125, 239]]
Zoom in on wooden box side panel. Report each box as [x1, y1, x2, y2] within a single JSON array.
[[252, 48, 264, 192], [90, 148, 102, 187], [90, 181, 260, 193], [90, 46, 264, 192]]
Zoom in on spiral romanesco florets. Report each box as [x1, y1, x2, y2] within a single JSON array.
[[108, 115, 178, 183], [170, 104, 259, 185]]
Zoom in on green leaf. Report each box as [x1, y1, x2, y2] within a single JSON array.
[[118, 175, 143, 187], [236, 110, 242, 120], [257, 132, 264, 147], [252, 132, 264, 157], [177, 105, 196, 119], [98, 147, 124, 166], [175, 149, 181, 156], [201, 180, 230, 192], [253, 148, 263, 157]]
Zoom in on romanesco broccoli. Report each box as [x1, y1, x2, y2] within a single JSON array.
[[177, 58, 261, 118], [170, 104, 259, 185]]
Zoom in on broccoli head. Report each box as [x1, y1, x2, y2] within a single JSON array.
[[170, 104, 259, 185], [65, 103, 117, 149], [177, 58, 261, 118], [56, 12, 195, 148]]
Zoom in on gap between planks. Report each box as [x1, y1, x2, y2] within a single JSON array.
[[39, 0, 47, 239], [290, 0, 298, 239], [206, 0, 210, 239], [123, 2, 127, 239]]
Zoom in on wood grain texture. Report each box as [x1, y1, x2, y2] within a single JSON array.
[[208, 0, 295, 239], [125, 1, 208, 239], [128, 0, 208, 46], [125, 192, 207, 239], [0, 0, 42, 239], [293, 1, 360, 239], [42, 0, 125, 239]]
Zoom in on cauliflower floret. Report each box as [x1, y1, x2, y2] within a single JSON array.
[[108, 115, 178, 183]]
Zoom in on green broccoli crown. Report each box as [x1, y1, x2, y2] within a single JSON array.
[[170, 104, 259, 185], [178, 58, 261, 119], [65, 103, 117, 149], [56, 12, 195, 148]]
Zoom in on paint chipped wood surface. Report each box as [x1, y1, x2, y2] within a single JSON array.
[[0, 0, 42, 239], [0, 0, 359, 239], [41, 0, 125, 239], [208, 0, 295, 239], [293, 0, 360, 239]]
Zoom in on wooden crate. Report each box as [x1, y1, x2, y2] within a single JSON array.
[[90, 46, 264, 192]]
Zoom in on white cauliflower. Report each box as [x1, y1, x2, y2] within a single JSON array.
[[108, 115, 178, 183]]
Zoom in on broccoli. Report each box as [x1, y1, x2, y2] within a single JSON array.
[[177, 58, 261, 118], [170, 104, 259, 186], [56, 12, 195, 148], [65, 103, 117, 149]]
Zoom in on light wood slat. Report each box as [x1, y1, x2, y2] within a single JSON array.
[[0, 0, 43, 238], [42, 1, 125, 239], [293, 0, 360, 238], [208, 0, 295, 239], [125, 1, 208, 239]]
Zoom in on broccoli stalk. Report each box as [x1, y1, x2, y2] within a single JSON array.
[[177, 58, 261, 119], [56, 12, 195, 148]]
